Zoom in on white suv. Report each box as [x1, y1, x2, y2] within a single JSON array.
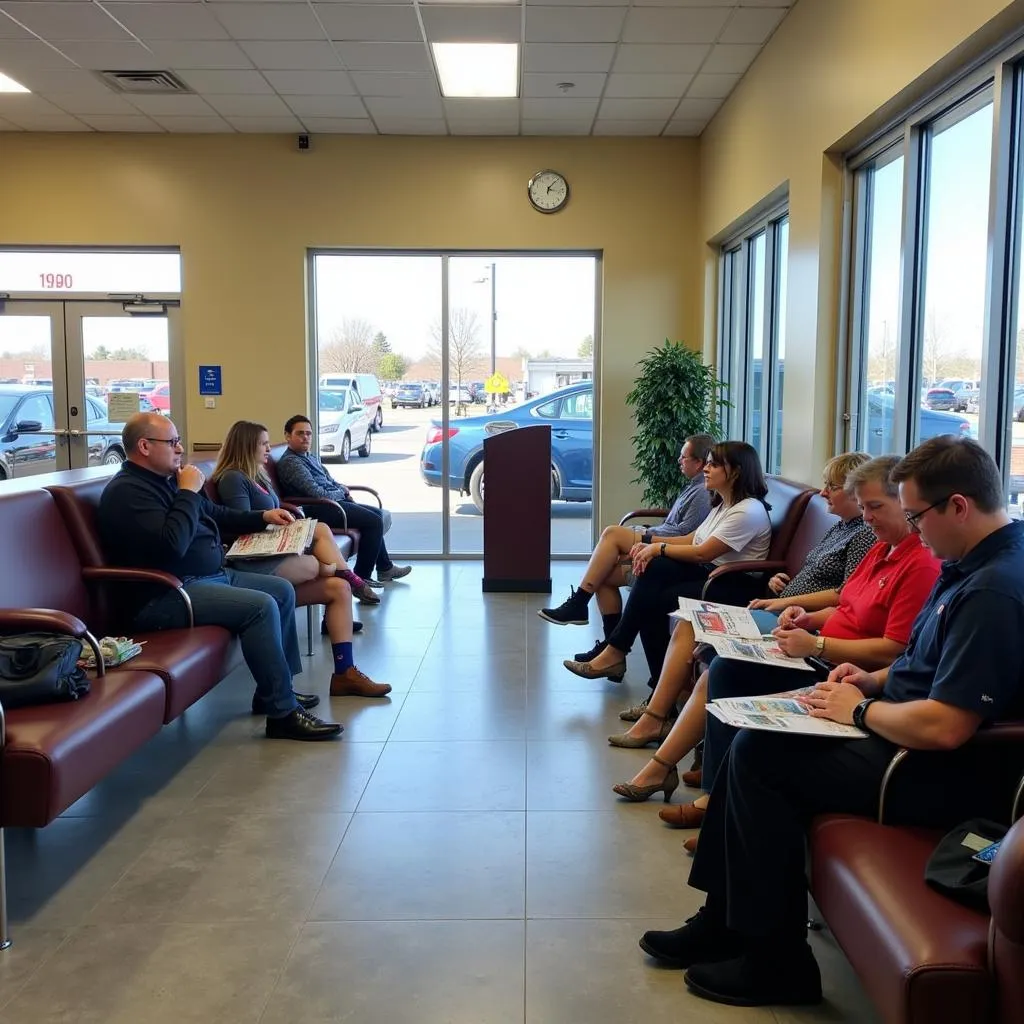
[[318, 387, 372, 463]]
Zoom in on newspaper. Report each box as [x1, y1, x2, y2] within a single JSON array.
[[707, 694, 867, 739], [226, 518, 317, 559], [670, 598, 815, 671]]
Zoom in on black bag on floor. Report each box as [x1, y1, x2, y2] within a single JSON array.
[[0, 633, 90, 708], [924, 818, 1008, 913]]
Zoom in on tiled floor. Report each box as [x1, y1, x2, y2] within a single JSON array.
[[0, 562, 878, 1023]]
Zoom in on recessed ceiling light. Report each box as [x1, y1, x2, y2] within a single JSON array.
[[432, 43, 518, 99], [0, 71, 29, 93]]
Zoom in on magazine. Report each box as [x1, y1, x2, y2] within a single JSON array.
[[706, 694, 867, 739], [670, 598, 815, 672], [226, 518, 318, 559]]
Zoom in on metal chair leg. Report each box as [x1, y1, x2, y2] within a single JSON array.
[[306, 605, 315, 657], [0, 828, 10, 951]]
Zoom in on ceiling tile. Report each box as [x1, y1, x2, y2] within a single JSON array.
[[521, 119, 590, 135], [0, 12, 34, 39], [523, 72, 605, 97], [592, 118, 664, 134], [125, 92, 216, 113], [0, 2, 133, 40], [204, 92, 292, 114], [522, 95, 597, 118], [442, 96, 517, 118], [599, 95, 676, 118], [148, 40, 254, 67], [448, 118, 518, 134], [719, 5, 786, 44], [363, 93, 441, 118], [104, 3, 231, 40], [3, 67, 110, 92], [237, 39, 340, 68], [78, 113, 163, 130], [525, 7, 626, 44], [420, 6, 520, 43], [673, 94, 721, 119], [151, 114, 236, 130], [701, 42, 759, 73], [263, 69, 355, 93], [6, 112, 91, 130], [177, 69, 273, 92], [525, 0, 624, 5], [686, 71, 740, 98], [0, 117, 22, 130], [43, 90, 141, 114], [604, 72, 691, 97], [209, 3, 326, 41], [282, 93, 366, 115], [336, 41, 430, 72], [523, 43, 615, 72], [737, 0, 794, 5], [0, 93, 69, 115], [349, 71, 435, 96], [632, 0, 736, 5], [612, 42, 708, 73], [0, 40, 78, 68], [621, 7, 729, 44], [45, 40, 165, 69], [314, 4, 421, 42], [663, 117, 704, 135], [223, 113, 304, 130], [372, 114, 446, 133], [300, 115, 376, 131]]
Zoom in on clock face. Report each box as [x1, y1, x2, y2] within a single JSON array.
[[528, 169, 569, 213]]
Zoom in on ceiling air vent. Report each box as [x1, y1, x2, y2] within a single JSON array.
[[97, 70, 192, 94]]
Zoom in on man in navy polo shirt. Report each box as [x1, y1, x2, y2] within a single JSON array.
[[638, 436, 1024, 1007]]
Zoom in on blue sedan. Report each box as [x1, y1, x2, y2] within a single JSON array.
[[420, 381, 593, 513]]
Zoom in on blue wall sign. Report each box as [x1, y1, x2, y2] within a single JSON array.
[[199, 365, 222, 396]]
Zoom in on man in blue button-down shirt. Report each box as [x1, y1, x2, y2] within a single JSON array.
[[641, 436, 1024, 1008]]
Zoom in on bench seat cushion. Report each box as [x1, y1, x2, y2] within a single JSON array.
[[1, 669, 166, 828]]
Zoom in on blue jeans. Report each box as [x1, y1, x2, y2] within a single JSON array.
[[134, 568, 301, 718]]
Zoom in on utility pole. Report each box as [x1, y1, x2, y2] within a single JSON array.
[[489, 261, 496, 376]]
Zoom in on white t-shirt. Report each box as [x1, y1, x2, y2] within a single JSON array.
[[691, 497, 772, 566]]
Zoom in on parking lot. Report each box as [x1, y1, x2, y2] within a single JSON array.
[[322, 403, 593, 556]]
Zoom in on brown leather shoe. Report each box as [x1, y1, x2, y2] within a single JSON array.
[[330, 666, 392, 698], [681, 767, 702, 788], [658, 801, 706, 829]]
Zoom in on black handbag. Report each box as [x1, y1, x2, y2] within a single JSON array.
[[0, 633, 90, 709], [924, 817, 1008, 913]]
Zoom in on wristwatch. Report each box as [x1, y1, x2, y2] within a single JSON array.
[[852, 697, 876, 732], [642, 529, 652, 545], [660, 542, 667, 558], [815, 635, 826, 654]]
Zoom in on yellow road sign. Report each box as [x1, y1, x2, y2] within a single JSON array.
[[484, 371, 510, 394]]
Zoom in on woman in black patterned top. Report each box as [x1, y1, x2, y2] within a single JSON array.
[[607, 453, 875, 798]]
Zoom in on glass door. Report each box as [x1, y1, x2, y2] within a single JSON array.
[[0, 299, 172, 481]]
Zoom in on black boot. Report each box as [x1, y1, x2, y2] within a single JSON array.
[[639, 907, 744, 969], [684, 941, 822, 1006], [574, 637, 608, 662], [537, 586, 591, 625]]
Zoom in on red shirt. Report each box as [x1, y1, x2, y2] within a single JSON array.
[[822, 534, 940, 645]]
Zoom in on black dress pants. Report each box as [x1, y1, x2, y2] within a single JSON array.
[[303, 500, 391, 580]]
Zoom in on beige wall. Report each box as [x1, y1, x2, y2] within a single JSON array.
[[700, 0, 1024, 482], [0, 134, 699, 524]]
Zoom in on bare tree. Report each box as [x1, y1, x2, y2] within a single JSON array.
[[319, 317, 376, 373], [428, 307, 485, 413], [922, 308, 953, 384]]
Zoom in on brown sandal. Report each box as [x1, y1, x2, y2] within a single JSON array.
[[658, 801, 706, 829]]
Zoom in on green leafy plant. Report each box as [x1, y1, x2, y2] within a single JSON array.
[[625, 340, 730, 508]]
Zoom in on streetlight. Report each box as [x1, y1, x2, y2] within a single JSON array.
[[473, 262, 497, 376]]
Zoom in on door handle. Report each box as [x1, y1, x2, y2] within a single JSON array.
[[553, 430, 570, 439]]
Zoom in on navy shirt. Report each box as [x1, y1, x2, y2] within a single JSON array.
[[882, 520, 1024, 721]]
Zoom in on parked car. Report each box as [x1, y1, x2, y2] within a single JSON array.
[[318, 385, 372, 463], [924, 387, 957, 411], [864, 391, 972, 454], [319, 373, 384, 432], [0, 386, 126, 480], [107, 378, 148, 393], [421, 381, 593, 513], [422, 381, 440, 406], [449, 384, 473, 405], [392, 383, 428, 409], [937, 378, 980, 412], [145, 382, 171, 412]]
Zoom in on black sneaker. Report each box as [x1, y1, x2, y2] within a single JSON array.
[[537, 587, 591, 626], [574, 637, 608, 662], [684, 943, 822, 1006], [639, 908, 744, 969]]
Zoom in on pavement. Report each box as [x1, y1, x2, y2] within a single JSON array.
[[322, 402, 593, 556]]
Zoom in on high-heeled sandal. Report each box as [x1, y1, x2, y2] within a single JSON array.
[[607, 709, 672, 748], [611, 754, 679, 803]]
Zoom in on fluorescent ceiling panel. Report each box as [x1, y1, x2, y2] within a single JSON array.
[[0, 70, 29, 92], [432, 42, 518, 98]]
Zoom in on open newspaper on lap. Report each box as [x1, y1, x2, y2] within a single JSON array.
[[706, 695, 867, 739], [670, 597, 815, 671], [226, 518, 318, 559]]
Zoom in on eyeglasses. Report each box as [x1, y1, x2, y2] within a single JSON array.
[[821, 482, 843, 493], [145, 436, 182, 448], [904, 496, 952, 529]]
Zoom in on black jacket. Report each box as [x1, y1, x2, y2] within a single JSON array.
[[98, 461, 266, 581]]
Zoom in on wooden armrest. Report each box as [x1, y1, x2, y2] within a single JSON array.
[[618, 508, 669, 527], [346, 485, 383, 509], [0, 608, 105, 676], [81, 567, 194, 628]]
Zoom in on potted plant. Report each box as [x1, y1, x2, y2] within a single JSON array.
[[625, 340, 729, 508]]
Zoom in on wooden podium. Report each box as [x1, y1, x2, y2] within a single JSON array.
[[482, 424, 552, 593]]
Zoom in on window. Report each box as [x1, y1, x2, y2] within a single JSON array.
[[17, 393, 53, 428], [534, 399, 560, 419], [718, 208, 789, 473], [561, 390, 592, 420]]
